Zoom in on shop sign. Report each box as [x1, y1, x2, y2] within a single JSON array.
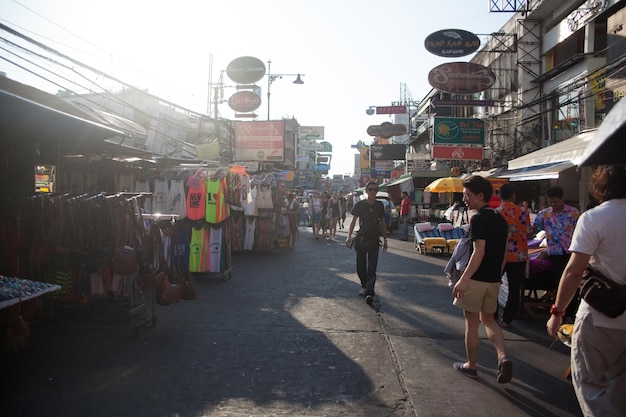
[[376, 105, 407, 114], [428, 62, 496, 94], [424, 29, 481, 57], [228, 91, 262, 112], [226, 56, 266, 84], [366, 122, 407, 138], [234, 121, 285, 162], [432, 145, 484, 160], [297, 126, 324, 141], [370, 144, 406, 161], [433, 117, 485, 145]]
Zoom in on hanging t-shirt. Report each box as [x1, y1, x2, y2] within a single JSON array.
[[205, 178, 229, 224], [244, 185, 258, 217], [209, 226, 223, 272], [186, 178, 206, 221], [135, 180, 152, 212], [189, 227, 210, 273], [239, 173, 253, 212], [244, 217, 256, 250], [167, 180, 187, 218], [153, 180, 169, 214], [256, 183, 274, 209]]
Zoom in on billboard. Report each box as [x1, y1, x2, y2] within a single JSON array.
[[432, 145, 484, 160], [428, 62, 496, 94], [370, 144, 406, 161], [297, 126, 324, 141], [433, 118, 485, 145], [234, 121, 285, 162]]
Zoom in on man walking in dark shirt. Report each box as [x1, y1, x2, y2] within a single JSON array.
[[347, 181, 388, 305], [452, 176, 512, 383]]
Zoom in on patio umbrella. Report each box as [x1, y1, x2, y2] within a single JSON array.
[[424, 177, 464, 193]]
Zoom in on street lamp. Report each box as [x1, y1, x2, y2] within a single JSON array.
[[266, 60, 304, 120]]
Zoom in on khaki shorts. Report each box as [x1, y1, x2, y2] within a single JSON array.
[[453, 280, 501, 314]]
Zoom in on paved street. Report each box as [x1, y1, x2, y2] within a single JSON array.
[[1, 215, 582, 417]]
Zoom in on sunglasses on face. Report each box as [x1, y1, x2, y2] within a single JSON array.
[[367, 188, 378, 192]]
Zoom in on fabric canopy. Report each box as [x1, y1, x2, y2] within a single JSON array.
[[577, 99, 626, 166], [507, 130, 595, 170], [493, 161, 574, 181]]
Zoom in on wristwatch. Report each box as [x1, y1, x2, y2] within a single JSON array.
[[550, 304, 565, 317]]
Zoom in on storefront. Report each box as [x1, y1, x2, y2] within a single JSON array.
[[493, 130, 596, 210]]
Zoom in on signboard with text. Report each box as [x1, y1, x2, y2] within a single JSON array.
[[433, 117, 485, 145], [370, 144, 406, 161], [432, 145, 484, 161], [234, 121, 285, 162]]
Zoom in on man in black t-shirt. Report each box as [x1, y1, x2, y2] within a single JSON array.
[[452, 176, 512, 383], [347, 181, 388, 305]]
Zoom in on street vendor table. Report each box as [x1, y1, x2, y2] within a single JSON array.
[[0, 276, 61, 311]]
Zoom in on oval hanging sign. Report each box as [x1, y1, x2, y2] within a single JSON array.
[[424, 29, 481, 57], [226, 56, 266, 84], [428, 62, 496, 94], [228, 91, 262, 113]]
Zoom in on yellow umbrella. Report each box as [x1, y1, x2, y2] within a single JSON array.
[[424, 177, 464, 193]]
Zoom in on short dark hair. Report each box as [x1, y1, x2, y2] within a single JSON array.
[[366, 180, 378, 189], [499, 183, 516, 201], [401, 191, 408, 197], [463, 175, 493, 202], [546, 186, 564, 199]]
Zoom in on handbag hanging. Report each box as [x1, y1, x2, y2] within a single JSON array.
[[171, 223, 196, 300], [155, 224, 182, 306], [111, 203, 138, 275], [579, 264, 626, 318]]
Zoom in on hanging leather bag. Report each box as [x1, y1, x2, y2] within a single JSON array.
[[155, 224, 182, 306], [111, 203, 138, 275]]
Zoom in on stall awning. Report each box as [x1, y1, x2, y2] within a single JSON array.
[[385, 173, 413, 187], [494, 161, 574, 181], [507, 130, 596, 170]]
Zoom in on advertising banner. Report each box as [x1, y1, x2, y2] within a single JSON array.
[[234, 121, 285, 162], [297, 126, 324, 141], [432, 145, 484, 161], [370, 144, 406, 161], [433, 117, 485, 145], [376, 105, 407, 114]]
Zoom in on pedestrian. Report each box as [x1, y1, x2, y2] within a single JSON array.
[[328, 191, 341, 239], [337, 190, 347, 229], [308, 191, 322, 239], [496, 183, 530, 328], [346, 181, 388, 305], [346, 193, 354, 213], [400, 191, 411, 241], [285, 193, 299, 248], [452, 175, 512, 383], [532, 186, 581, 319], [320, 191, 330, 238], [546, 165, 626, 416]]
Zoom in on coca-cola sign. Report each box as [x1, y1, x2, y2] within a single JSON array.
[[228, 91, 262, 113], [428, 62, 496, 94], [226, 56, 266, 84], [424, 29, 481, 57]]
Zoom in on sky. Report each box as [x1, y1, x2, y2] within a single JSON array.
[[0, 0, 513, 175]]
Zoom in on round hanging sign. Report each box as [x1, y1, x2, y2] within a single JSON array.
[[228, 91, 262, 113], [226, 56, 266, 84], [424, 29, 481, 57]]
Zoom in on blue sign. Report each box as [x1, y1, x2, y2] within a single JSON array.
[[313, 164, 330, 172]]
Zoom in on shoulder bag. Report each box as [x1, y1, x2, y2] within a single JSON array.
[[579, 264, 626, 318]]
